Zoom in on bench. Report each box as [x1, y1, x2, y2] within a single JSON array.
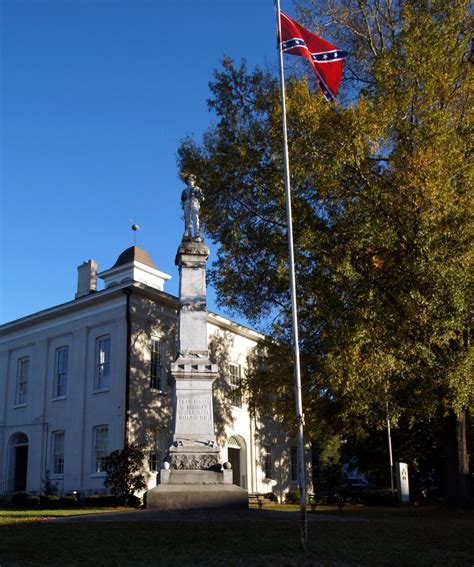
[[248, 493, 265, 509]]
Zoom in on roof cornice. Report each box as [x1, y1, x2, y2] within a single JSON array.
[[207, 312, 264, 342], [0, 284, 262, 344], [0, 283, 178, 337]]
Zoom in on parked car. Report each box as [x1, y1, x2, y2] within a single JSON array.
[[347, 478, 369, 490], [343, 478, 369, 502]]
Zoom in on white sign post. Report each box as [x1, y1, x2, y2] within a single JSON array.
[[395, 462, 410, 504]]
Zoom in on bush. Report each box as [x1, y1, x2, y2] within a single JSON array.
[[26, 495, 40, 508], [11, 492, 40, 508], [126, 494, 142, 508], [104, 445, 146, 504], [11, 492, 29, 506], [360, 488, 395, 506], [285, 490, 300, 504], [66, 491, 82, 502], [58, 496, 79, 508], [83, 495, 123, 507], [39, 495, 60, 508]]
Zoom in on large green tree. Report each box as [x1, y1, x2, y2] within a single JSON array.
[[178, 0, 472, 504]]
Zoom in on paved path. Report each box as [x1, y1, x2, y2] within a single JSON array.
[[46, 508, 364, 523]]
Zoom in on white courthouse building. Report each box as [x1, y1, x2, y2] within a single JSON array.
[[0, 246, 299, 500]]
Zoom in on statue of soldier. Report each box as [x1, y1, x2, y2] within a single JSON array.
[[181, 174, 204, 240]]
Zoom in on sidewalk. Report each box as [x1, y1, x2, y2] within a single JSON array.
[[45, 507, 365, 523]]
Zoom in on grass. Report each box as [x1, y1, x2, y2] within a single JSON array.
[[0, 505, 472, 566], [0, 507, 127, 524]]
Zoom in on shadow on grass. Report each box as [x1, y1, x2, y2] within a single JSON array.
[[0, 507, 472, 566]]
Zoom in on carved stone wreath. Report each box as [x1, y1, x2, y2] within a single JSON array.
[[169, 453, 220, 470]]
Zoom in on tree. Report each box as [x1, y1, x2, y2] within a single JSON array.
[[178, 0, 472, 505], [104, 445, 146, 505]]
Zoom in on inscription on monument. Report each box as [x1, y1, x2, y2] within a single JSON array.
[[178, 398, 211, 421]]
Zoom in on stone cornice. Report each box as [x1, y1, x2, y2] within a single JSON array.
[[0, 284, 262, 345], [0, 283, 178, 339], [206, 312, 264, 342]]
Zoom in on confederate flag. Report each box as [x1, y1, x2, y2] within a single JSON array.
[[280, 11, 347, 101]]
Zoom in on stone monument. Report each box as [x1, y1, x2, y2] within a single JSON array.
[[147, 175, 248, 510]]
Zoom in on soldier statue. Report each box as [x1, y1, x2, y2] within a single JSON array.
[[181, 174, 204, 240]]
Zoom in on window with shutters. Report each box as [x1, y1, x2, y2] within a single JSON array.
[[51, 431, 65, 476], [15, 357, 29, 406], [150, 338, 164, 391], [148, 428, 162, 472], [93, 426, 108, 473], [229, 363, 242, 408], [95, 336, 110, 391], [264, 445, 273, 480], [53, 347, 68, 399]]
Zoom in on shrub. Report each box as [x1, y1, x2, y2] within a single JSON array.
[[11, 493, 40, 508], [11, 492, 29, 506], [58, 496, 79, 508], [39, 495, 60, 508], [26, 495, 40, 507], [104, 445, 146, 504], [285, 490, 300, 504], [66, 491, 82, 503], [360, 488, 395, 506], [126, 494, 142, 508], [84, 495, 123, 507]]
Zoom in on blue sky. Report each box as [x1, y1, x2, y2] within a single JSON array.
[[1, 0, 297, 325]]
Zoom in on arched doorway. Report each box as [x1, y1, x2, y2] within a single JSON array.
[[227, 435, 247, 489], [9, 433, 29, 492]]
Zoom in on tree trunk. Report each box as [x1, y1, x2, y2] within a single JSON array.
[[443, 409, 472, 507]]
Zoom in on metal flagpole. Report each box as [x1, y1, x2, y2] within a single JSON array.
[[275, 0, 308, 550], [386, 400, 396, 505]]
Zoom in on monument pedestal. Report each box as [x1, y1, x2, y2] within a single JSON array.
[[147, 469, 248, 510], [147, 231, 247, 510], [169, 357, 220, 469]]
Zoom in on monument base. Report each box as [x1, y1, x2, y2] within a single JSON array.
[[147, 470, 248, 510], [168, 444, 220, 470]]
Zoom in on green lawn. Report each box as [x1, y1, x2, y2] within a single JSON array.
[[0, 507, 126, 525], [0, 505, 472, 566]]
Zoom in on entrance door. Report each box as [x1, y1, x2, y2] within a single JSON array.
[[228, 447, 241, 486], [14, 445, 28, 491]]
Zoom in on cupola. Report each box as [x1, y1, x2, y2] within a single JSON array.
[[98, 246, 171, 291]]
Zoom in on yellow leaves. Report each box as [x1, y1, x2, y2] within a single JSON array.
[[371, 253, 384, 270], [179, 28, 472, 432]]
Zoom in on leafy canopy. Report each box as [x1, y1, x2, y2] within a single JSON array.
[[178, 0, 472, 441]]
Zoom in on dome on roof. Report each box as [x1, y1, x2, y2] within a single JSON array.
[[112, 246, 156, 269]]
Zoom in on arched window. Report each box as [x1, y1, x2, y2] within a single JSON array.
[[13, 433, 28, 447], [228, 436, 241, 449]]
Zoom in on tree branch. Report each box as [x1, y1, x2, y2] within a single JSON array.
[[231, 196, 287, 229], [357, 0, 380, 58]]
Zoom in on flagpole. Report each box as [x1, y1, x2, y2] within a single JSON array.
[[275, 0, 308, 550]]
